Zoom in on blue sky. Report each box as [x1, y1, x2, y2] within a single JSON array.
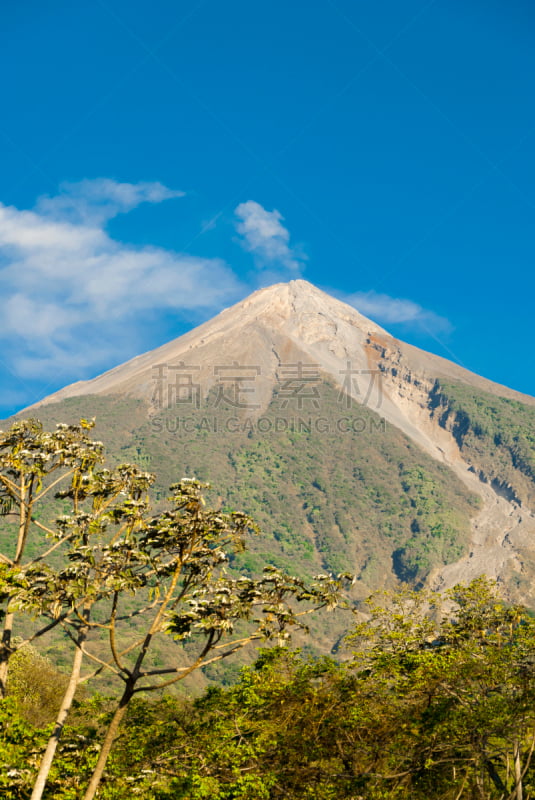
[[1, 0, 534, 416]]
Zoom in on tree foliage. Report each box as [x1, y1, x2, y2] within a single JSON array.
[[0, 418, 104, 695], [85, 579, 535, 800], [0, 418, 351, 799]]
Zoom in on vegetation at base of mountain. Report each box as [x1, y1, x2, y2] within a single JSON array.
[[6, 645, 79, 727], [4, 578, 535, 799], [0, 419, 350, 800], [433, 379, 535, 506], [16, 383, 480, 591]]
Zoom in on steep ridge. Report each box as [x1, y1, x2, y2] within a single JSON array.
[[16, 280, 535, 603]]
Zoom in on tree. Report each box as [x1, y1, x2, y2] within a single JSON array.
[[14, 462, 155, 800], [0, 418, 351, 800], [347, 578, 535, 799], [77, 478, 350, 800], [0, 419, 103, 695], [161, 580, 535, 800], [6, 644, 72, 727]]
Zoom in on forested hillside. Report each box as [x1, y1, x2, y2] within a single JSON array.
[[432, 379, 535, 506], [4, 579, 535, 800], [16, 383, 480, 592]]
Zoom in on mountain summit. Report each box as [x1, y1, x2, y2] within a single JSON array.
[[31, 279, 390, 406], [16, 280, 535, 603], [31, 279, 533, 460], [30, 278, 531, 404]]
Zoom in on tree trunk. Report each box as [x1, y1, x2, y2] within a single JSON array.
[[0, 478, 29, 697], [484, 757, 506, 794], [82, 685, 133, 800], [513, 740, 523, 800], [30, 621, 89, 800], [0, 610, 14, 698]]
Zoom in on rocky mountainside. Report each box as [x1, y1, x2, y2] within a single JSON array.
[[14, 280, 535, 606]]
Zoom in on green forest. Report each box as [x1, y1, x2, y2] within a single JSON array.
[[432, 380, 535, 507], [21, 383, 481, 592], [4, 581, 535, 799], [1, 419, 535, 799]]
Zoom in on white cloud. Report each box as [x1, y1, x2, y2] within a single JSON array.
[[346, 290, 452, 334], [35, 178, 184, 225], [235, 200, 306, 275], [4, 295, 78, 341], [0, 179, 241, 383]]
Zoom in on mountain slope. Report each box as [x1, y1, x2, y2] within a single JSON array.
[[10, 280, 535, 605], [29, 280, 534, 437]]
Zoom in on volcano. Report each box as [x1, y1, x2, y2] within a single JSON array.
[[15, 280, 535, 604]]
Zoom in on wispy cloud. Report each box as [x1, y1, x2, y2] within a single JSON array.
[[0, 179, 241, 381], [345, 290, 452, 334], [233, 205, 448, 334], [35, 178, 184, 225], [235, 200, 306, 277]]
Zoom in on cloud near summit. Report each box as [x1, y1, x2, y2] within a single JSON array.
[[345, 290, 452, 334], [234, 200, 306, 276]]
